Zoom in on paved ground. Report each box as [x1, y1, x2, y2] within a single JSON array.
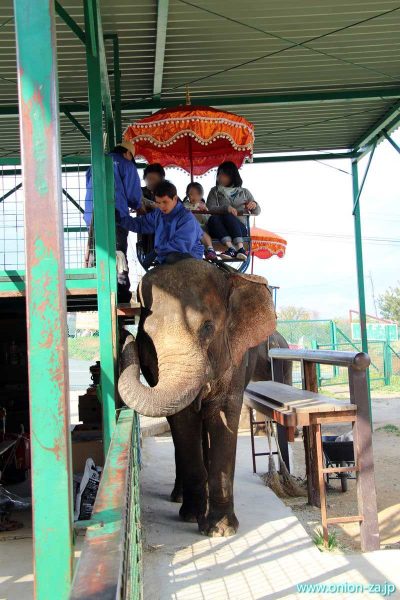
[[142, 433, 400, 600], [69, 358, 92, 390]]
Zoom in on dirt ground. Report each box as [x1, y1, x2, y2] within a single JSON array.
[[257, 390, 400, 553]]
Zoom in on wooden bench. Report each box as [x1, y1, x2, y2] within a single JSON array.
[[244, 348, 380, 553]]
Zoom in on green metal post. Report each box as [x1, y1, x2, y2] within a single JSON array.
[[105, 34, 122, 142], [14, 1, 74, 597], [311, 340, 321, 387], [113, 35, 122, 142], [84, 0, 116, 455], [383, 327, 393, 386], [105, 155, 119, 420], [330, 321, 339, 377], [351, 160, 372, 423]]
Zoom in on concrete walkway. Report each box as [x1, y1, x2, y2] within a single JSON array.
[[142, 434, 400, 600]]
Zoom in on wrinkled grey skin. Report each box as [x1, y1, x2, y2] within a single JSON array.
[[169, 330, 292, 504], [119, 259, 277, 537]]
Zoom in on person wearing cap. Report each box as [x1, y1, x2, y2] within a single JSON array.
[[84, 141, 142, 303]]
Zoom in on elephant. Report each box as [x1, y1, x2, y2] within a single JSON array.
[[119, 259, 277, 537]]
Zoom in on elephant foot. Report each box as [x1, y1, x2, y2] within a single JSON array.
[[170, 486, 183, 504], [179, 492, 207, 523], [198, 511, 239, 537], [179, 508, 198, 523]]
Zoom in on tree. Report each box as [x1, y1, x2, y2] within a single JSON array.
[[378, 283, 400, 323], [278, 305, 317, 320]]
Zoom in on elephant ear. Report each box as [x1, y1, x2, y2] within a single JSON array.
[[227, 273, 277, 366]]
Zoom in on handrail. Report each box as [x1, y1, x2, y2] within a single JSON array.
[[269, 348, 370, 370], [70, 409, 141, 599]]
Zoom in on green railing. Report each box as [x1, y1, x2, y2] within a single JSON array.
[[278, 319, 400, 388], [71, 409, 142, 599]]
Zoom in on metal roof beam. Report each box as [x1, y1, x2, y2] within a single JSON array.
[[54, 1, 86, 45], [153, 0, 169, 98], [120, 87, 400, 112], [104, 34, 122, 141], [252, 151, 359, 163], [2, 87, 400, 118], [353, 101, 400, 150], [382, 130, 400, 155], [64, 110, 90, 141]]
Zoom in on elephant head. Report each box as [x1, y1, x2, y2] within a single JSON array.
[[118, 260, 276, 417]]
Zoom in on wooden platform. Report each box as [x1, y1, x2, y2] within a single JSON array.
[[246, 381, 356, 426], [244, 376, 379, 553]]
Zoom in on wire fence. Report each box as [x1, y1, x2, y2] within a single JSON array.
[[0, 164, 90, 271], [277, 319, 400, 388]]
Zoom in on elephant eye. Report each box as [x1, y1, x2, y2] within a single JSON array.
[[199, 320, 214, 339]]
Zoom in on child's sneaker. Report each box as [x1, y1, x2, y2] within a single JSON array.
[[236, 247, 249, 261], [204, 248, 218, 262], [220, 247, 238, 260]]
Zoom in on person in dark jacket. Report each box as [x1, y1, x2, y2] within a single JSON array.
[[207, 161, 260, 261], [141, 163, 165, 210], [138, 163, 166, 258], [84, 141, 142, 303], [118, 180, 203, 265]]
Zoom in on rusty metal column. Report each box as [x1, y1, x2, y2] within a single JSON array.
[[14, 1, 73, 598]]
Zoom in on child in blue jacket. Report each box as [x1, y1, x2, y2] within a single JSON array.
[[118, 180, 204, 266]]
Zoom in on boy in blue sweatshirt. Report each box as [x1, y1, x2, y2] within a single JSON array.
[[84, 141, 142, 303], [118, 180, 204, 266]]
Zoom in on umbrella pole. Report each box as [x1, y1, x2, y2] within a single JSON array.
[[188, 137, 194, 182], [251, 252, 254, 274]]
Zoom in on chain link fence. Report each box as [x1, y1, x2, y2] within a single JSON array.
[[277, 319, 399, 388]]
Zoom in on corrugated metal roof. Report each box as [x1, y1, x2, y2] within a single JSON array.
[[0, 0, 399, 158]]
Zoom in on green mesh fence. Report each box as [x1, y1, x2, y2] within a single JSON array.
[[277, 319, 398, 388]]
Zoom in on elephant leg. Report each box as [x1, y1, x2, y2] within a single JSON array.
[[199, 395, 242, 537], [170, 439, 183, 503], [167, 406, 208, 523]]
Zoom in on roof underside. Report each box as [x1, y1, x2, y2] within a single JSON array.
[[0, 0, 400, 158]]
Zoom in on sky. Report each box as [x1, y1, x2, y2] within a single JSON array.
[[156, 130, 400, 319]]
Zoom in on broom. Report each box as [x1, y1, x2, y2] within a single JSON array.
[[270, 421, 307, 497], [261, 419, 286, 498]]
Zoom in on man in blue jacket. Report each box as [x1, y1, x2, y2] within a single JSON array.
[[118, 180, 204, 266], [84, 141, 142, 303]]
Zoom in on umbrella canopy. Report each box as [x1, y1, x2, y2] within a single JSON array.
[[124, 105, 254, 177], [251, 227, 287, 259]]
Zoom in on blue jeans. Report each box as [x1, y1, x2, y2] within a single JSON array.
[[207, 213, 247, 245]]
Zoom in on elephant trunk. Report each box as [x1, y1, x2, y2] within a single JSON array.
[[118, 334, 205, 417]]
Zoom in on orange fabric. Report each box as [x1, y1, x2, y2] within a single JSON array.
[[124, 105, 254, 176], [250, 227, 287, 259]]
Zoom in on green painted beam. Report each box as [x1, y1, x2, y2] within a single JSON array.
[[0, 268, 97, 294], [55, 0, 86, 44], [351, 161, 372, 424], [84, 0, 116, 455], [64, 110, 90, 142], [353, 101, 400, 150], [62, 187, 85, 214], [70, 409, 141, 599], [120, 87, 400, 112], [13, 1, 74, 598], [382, 130, 400, 155], [0, 152, 356, 172], [1, 86, 400, 117], [252, 151, 359, 164], [153, 0, 169, 97], [352, 139, 377, 216], [104, 34, 123, 142], [0, 182, 22, 203], [85, 2, 115, 150], [0, 155, 92, 165]]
